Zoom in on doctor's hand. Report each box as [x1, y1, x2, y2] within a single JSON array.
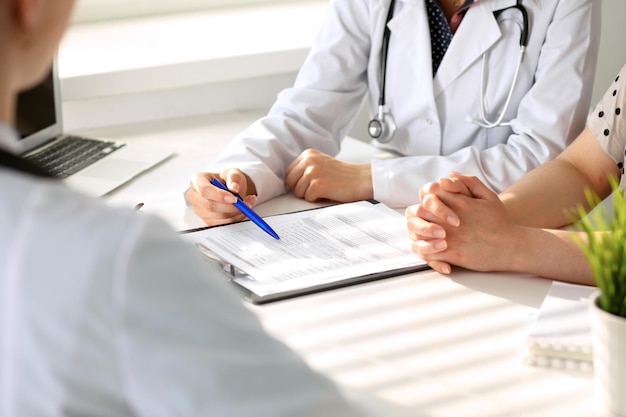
[[406, 173, 521, 274], [186, 168, 258, 226], [285, 149, 373, 203]]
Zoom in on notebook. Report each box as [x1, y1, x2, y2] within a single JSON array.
[[524, 281, 597, 371], [14, 57, 173, 197]]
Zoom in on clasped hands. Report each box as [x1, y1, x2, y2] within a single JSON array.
[[186, 149, 373, 226], [406, 172, 522, 275]]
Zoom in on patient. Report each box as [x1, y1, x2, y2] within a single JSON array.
[[0, 0, 368, 415], [406, 63, 625, 285]]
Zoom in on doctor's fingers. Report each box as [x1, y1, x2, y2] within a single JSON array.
[[285, 150, 328, 183], [289, 172, 330, 202], [190, 172, 250, 205], [190, 173, 227, 201], [186, 187, 249, 226], [289, 166, 371, 202], [286, 148, 327, 172], [186, 177, 254, 222], [194, 206, 248, 227], [285, 153, 333, 201], [220, 168, 255, 196]]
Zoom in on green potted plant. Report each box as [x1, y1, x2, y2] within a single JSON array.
[[574, 177, 626, 417]]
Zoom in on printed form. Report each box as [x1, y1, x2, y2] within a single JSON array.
[[186, 200, 427, 297]]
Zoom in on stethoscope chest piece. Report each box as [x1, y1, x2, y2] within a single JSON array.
[[368, 111, 396, 144]]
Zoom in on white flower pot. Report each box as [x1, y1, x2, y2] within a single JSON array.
[[590, 291, 626, 416]]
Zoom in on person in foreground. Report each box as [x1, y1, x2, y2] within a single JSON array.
[[186, 0, 600, 226], [0, 1, 369, 416], [406, 63, 626, 285]]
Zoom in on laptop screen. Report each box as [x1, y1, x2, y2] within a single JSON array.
[[16, 70, 56, 138], [14, 58, 64, 155]]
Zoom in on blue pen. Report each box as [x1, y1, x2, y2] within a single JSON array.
[[210, 178, 280, 240]]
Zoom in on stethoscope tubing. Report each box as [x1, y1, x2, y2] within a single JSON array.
[[370, 0, 529, 142], [378, 0, 396, 111], [469, 2, 529, 128], [469, 44, 526, 128]]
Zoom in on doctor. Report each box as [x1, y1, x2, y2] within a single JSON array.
[[186, 0, 600, 225]]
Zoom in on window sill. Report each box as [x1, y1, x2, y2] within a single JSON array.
[[58, 1, 327, 130]]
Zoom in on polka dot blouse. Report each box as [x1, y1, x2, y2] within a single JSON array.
[[589, 63, 626, 184]]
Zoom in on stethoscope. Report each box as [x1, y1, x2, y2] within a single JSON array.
[[368, 0, 529, 143]]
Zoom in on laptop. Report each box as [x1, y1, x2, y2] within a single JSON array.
[[15, 58, 173, 197]]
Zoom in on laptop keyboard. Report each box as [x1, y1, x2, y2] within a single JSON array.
[[25, 136, 125, 178]]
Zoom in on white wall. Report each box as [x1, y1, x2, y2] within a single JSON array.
[[60, 2, 327, 131], [592, 0, 626, 105]]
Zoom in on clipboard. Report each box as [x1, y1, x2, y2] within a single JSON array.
[[181, 200, 430, 304]]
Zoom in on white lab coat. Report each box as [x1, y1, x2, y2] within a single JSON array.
[[0, 124, 367, 416], [208, 0, 600, 207]]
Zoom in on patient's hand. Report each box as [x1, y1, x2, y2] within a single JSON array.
[[407, 173, 518, 274]]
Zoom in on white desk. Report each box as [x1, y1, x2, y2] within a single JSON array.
[[79, 112, 603, 417]]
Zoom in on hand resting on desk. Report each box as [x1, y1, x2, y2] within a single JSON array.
[[285, 149, 373, 203], [406, 172, 526, 275]]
